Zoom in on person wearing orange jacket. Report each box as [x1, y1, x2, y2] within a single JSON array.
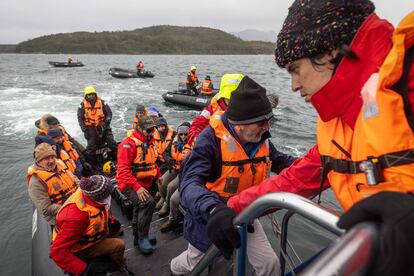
[[77, 86, 117, 167], [137, 60, 144, 74], [209, 2, 414, 275], [50, 176, 125, 276], [116, 116, 162, 254], [28, 143, 78, 226], [185, 66, 200, 95], [199, 75, 214, 95], [48, 128, 83, 177], [171, 76, 296, 275], [158, 123, 192, 232], [153, 117, 175, 174], [187, 73, 244, 145]]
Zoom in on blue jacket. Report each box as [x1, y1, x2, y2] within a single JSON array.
[[179, 112, 297, 252]]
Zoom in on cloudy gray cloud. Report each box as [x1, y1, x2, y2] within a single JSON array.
[[0, 0, 412, 44]]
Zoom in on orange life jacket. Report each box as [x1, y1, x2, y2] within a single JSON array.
[[318, 13, 414, 211], [127, 130, 158, 179], [59, 149, 77, 174], [200, 80, 212, 95], [27, 159, 78, 205], [186, 71, 199, 85], [58, 125, 70, 141], [52, 189, 109, 252], [62, 139, 80, 161], [82, 97, 105, 127], [170, 138, 192, 171], [137, 62, 144, 70], [154, 127, 174, 162], [206, 112, 271, 198]]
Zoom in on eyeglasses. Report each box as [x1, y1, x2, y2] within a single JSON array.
[[179, 133, 188, 137]]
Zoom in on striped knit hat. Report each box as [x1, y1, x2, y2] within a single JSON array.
[[275, 0, 375, 68], [79, 175, 113, 201]]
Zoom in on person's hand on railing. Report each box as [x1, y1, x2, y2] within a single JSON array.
[[207, 203, 240, 259], [337, 191, 414, 276]]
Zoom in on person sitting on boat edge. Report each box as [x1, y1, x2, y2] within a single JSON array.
[[68, 56, 73, 64], [171, 76, 297, 275], [132, 103, 147, 129], [48, 127, 83, 177], [153, 117, 176, 175], [200, 75, 214, 95], [27, 143, 78, 226], [35, 134, 78, 176], [116, 115, 162, 254], [210, 2, 414, 276], [185, 66, 200, 95], [137, 60, 144, 74], [35, 113, 86, 154], [77, 86, 118, 168], [50, 176, 126, 275], [158, 122, 192, 232], [187, 73, 244, 146]]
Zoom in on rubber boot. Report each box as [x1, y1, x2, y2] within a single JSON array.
[[137, 238, 154, 254], [148, 234, 157, 245]]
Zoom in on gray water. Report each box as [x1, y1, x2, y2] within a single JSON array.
[[0, 54, 339, 275]]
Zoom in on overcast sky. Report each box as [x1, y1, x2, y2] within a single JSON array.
[[0, 0, 412, 44]]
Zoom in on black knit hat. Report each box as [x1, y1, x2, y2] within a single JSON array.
[[47, 128, 64, 138], [275, 0, 375, 68], [136, 104, 145, 113], [155, 117, 168, 127], [227, 76, 273, 125], [46, 115, 60, 125]]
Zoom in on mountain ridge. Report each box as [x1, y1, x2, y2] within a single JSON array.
[[14, 25, 275, 54]]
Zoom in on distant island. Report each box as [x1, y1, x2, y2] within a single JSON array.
[[3, 26, 275, 54]]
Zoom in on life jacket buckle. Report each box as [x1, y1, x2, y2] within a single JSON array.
[[359, 157, 383, 186]]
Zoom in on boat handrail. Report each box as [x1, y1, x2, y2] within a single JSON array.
[[301, 222, 378, 276], [191, 192, 344, 275]]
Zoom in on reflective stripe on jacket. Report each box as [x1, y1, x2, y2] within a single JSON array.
[[27, 159, 78, 205], [318, 13, 414, 211], [206, 112, 271, 198], [82, 97, 105, 127], [52, 189, 109, 252], [127, 129, 158, 179]]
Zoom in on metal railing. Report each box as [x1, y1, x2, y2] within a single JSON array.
[[190, 192, 378, 276]]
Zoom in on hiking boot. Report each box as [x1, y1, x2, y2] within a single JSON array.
[[158, 202, 169, 218], [155, 198, 165, 210], [160, 219, 179, 233], [137, 238, 154, 254]]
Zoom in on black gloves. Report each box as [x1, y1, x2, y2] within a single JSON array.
[[337, 191, 414, 276], [207, 203, 240, 259]]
